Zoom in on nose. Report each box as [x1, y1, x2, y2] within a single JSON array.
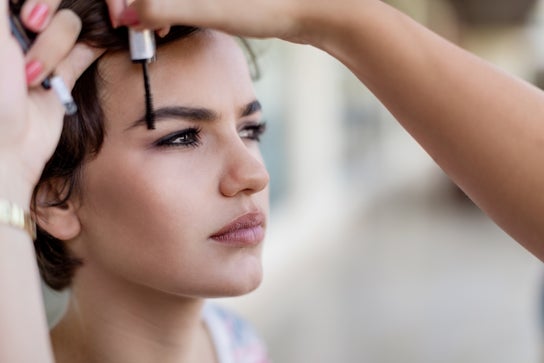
[[219, 140, 270, 197]]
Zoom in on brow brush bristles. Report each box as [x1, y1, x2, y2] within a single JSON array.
[[127, 25, 156, 130], [141, 61, 155, 130]]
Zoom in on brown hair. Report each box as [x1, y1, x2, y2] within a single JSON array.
[[33, 0, 199, 290]]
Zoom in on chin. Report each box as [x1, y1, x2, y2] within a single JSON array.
[[220, 250, 264, 296], [209, 265, 264, 298], [226, 275, 263, 297]]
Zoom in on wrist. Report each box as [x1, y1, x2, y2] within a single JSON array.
[[0, 163, 36, 208], [0, 199, 37, 240], [293, 0, 370, 46], [298, 0, 405, 82], [0, 163, 37, 240]]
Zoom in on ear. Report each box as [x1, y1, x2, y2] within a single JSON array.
[[33, 179, 81, 241]]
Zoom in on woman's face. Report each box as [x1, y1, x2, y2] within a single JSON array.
[[72, 31, 270, 299]]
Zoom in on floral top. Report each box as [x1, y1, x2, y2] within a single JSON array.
[[202, 303, 271, 363]]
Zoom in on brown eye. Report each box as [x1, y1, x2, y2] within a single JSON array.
[[154, 127, 202, 148], [239, 122, 267, 142]]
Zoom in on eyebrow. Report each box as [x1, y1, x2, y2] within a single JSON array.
[[125, 100, 262, 131]]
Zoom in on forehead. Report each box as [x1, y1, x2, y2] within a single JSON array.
[[96, 31, 255, 128]]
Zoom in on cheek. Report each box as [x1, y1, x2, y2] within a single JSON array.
[[81, 149, 213, 227], [75, 152, 225, 284], [74, 146, 269, 296]]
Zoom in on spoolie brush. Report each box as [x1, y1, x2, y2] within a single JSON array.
[[141, 62, 154, 129], [128, 26, 156, 129]]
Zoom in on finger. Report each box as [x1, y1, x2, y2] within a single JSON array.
[[120, 0, 257, 37], [0, 1, 8, 38], [105, 0, 126, 28], [156, 26, 171, 38], [121, 0, 200, 29], [20, 0, 61, 32], [55, 43, 105, 90], [25, 9, 81, 87]]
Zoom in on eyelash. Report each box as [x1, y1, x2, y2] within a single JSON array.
[[153, 122, 267, 149], [239, 122, 267, 142], [154, 127, 202, 148]]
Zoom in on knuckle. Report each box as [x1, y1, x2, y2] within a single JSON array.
[[56, 9, 82, 36], [136, 0, 163, 23]]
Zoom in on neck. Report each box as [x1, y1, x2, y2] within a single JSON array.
[[50, 268, 217, 363]]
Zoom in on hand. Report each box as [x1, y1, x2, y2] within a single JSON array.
[[0, 0, 101, 203], [105, 0, 307, 42]]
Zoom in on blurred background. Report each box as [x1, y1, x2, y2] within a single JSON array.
[[44, 0, 544, 362]]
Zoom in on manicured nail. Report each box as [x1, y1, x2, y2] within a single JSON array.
[[118, 7, 140, 26], [25, 60, 43, 85], [157, 27, 169, 38], [27, 3, 49, 31]]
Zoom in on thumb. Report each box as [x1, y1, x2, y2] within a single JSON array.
[[56, 43, 105, 90]]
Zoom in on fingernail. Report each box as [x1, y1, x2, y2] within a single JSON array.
[[25, 60, 43, 85], [110, 13, 119, 28], [118, 7, 140, 26], [27, 3, 49, 31], [157, 27, 169, 38]]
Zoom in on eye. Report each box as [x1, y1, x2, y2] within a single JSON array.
[[154, 127, 202, 148], [239, 122, 267, 142]]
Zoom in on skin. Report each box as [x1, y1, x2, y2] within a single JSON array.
[[46, 31, 269, 363], [0, 0, 107, 362], [5, 0, 544, 361], [105, 0, 544, 260], [0, 0, 101, 362], [1, 0, 83, 195]]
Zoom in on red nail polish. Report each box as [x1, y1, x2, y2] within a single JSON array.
[[119, 7, 140, 26], [27, 3, 49, 31], [25, 60, 43, 85]]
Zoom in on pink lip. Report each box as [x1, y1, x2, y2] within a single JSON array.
[[210, 212, 266, 246]]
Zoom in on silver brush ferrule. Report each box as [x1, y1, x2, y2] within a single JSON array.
[[128, 28, 156, 62]]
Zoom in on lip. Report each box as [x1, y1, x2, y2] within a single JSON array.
[[210, 212, 266, 247]]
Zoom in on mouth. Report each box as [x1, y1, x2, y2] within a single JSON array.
[[210, 212, 266, 247]]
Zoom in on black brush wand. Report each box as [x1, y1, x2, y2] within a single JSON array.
[[128, 27, 156, 129]]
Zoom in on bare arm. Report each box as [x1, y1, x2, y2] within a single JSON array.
[[109, 0, 544, 259], [0, 0, 99, 361], [0, 210, 54, 363], [311, 1, 544, 258]]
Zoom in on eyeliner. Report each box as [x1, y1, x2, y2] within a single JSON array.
[[8, 10, 77, 115]]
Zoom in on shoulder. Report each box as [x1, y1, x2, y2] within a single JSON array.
[[203, 302, 271, 363]]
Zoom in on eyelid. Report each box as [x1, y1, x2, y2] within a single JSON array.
[[239, 121, 267, 141], [153, 127, 202, 148]]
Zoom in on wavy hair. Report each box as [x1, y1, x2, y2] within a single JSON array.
[[32, 0, 200, 290]]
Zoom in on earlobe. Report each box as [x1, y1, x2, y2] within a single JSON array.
[[33, 179, 81, 241]]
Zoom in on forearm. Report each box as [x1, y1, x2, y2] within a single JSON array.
[[0, 178, 54, 363], [0, 171, 53, 363], [306, 1, 544, 258], [0, 227, 55, 363]]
